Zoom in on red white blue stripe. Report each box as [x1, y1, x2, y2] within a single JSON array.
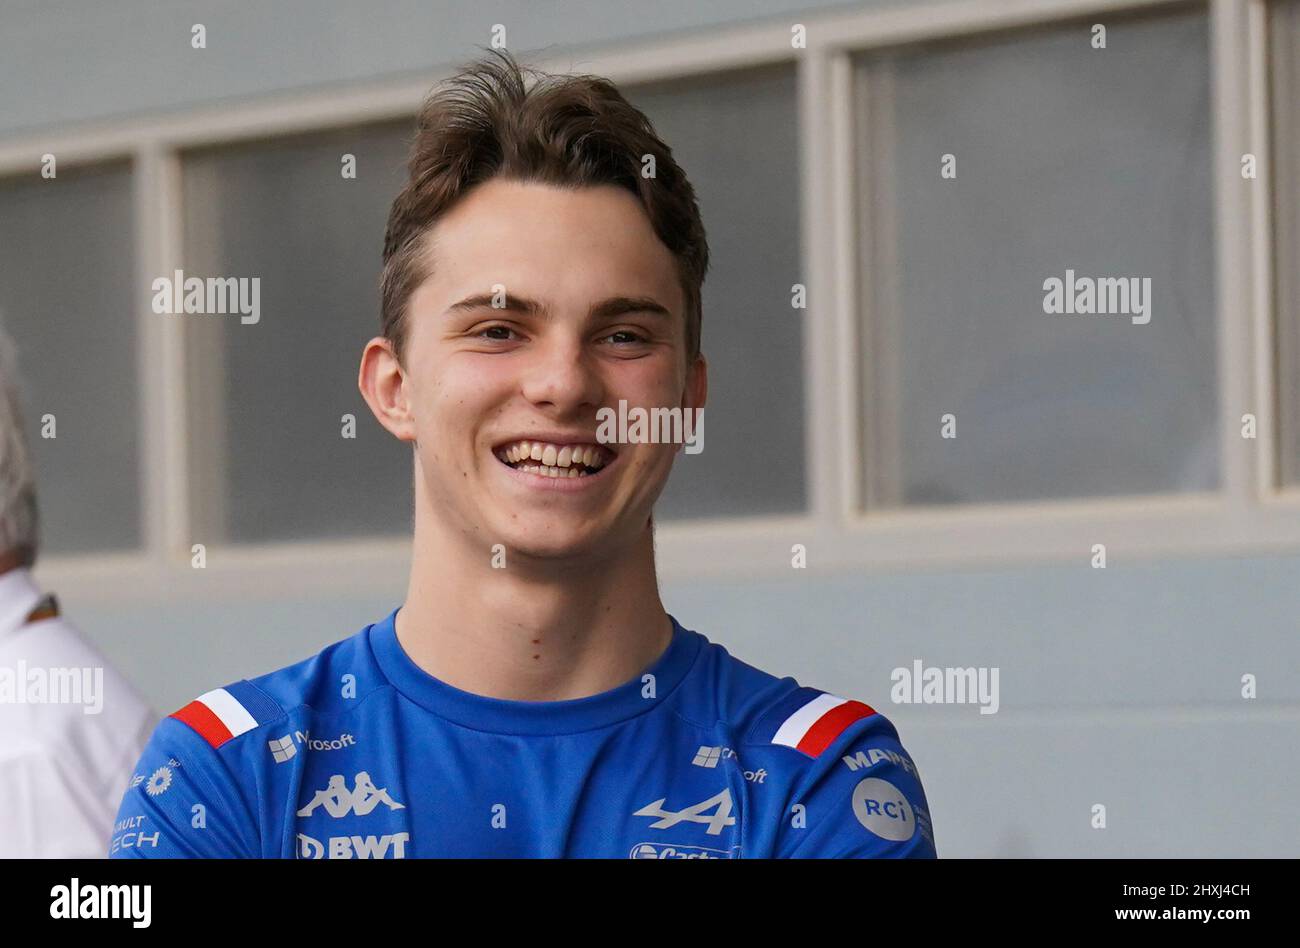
[[170, 680, 281, 748], [771, 690, 876, 757]]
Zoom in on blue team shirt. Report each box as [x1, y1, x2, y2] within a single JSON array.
[[109, 610, 936, 858]]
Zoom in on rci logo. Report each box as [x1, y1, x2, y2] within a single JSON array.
[[851, 777, 915, 841]]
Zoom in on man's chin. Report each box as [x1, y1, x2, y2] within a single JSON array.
[[490, 516, 649, 565], [494, 530, 604, 563]]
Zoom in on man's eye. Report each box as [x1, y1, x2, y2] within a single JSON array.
[[604, 330, 647, 346], [476, 325, 516, 341]]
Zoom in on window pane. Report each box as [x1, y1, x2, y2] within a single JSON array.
[[0, 161, 140, 553], [1272, 0, 1300, 486], [181, 122, 413, 543], [627, 64, 806, 520], [856, 10, 1218, 508]]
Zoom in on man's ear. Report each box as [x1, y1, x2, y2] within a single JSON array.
[[683, 352, 708, 412], [358, 336, 417, 442], [675, 353, 707, 458]]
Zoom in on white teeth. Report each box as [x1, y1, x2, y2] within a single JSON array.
[[510, 462, 591, 479], [496, 439, 610, 471]]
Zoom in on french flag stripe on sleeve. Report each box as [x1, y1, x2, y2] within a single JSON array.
[[170, 687, 260, 749], [773, 692, 876, 757]]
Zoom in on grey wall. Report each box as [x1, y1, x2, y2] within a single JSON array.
[[0, 0, 904, 135], [6, 0, 1297, 857], [65, 550, 1300, 858]]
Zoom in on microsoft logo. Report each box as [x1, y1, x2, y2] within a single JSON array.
[[268, 734, 297, 764], [692, 745, 723, 768]]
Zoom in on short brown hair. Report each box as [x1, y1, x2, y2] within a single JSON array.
[[381, 48, 709, 365]]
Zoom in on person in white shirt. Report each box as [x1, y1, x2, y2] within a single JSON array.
[[0, 324, 155, 857]]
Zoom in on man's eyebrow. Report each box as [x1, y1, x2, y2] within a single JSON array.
[[445, 293, 673, 320]]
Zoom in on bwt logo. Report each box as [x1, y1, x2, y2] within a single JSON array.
[[297, 832, 410, 859]]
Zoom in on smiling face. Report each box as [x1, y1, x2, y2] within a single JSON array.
[[370, 177, 706, 561]]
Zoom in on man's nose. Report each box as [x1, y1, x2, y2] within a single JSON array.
[[519, 336, 603, 410]]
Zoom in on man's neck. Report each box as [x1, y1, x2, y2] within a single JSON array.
[[395, 496, 672, 704]]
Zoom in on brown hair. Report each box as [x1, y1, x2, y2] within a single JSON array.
[[381, 48, 709, 365]]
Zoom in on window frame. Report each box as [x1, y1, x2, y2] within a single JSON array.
[[0, 0, 1287, 605]]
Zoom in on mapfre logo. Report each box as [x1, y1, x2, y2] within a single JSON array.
[[297, 832, 409, 859], [296, 771, 406, 818], [628, 842, 735, 859]]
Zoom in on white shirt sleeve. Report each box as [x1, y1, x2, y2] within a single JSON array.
[[0, 613, 156, 858]]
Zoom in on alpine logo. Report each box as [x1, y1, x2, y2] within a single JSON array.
[[296, 771, 405, 818], [633, 789, 735, 836]]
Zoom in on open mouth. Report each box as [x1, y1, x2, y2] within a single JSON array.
[[492, 439, 617, 479]]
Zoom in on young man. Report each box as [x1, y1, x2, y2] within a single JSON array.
[[0, 323, 156, 857], [111, 50, 936, 859]]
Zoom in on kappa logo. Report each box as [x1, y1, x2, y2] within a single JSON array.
[[296, 832, 410, 859], [296, 771, 405, 818], [633, 789, 736, 836]]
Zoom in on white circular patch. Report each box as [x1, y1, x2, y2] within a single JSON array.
[[851, 777, 915, 841], [145, 766, 173, 797]]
